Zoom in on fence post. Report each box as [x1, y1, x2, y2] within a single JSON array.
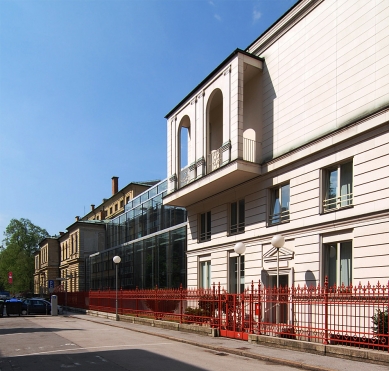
[[136, 286, 139, 317], [155, 285, 158, 320], [324, 276, 329, 345], [212, 283, 216, 328], [218, 282, 221, 335], [258, 280, 261, 335], [249, 281, 254, 334], [120, 288, 122, 315], [180, 284, 183, 324]]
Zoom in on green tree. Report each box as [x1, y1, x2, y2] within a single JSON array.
[[0, 218, 49, 294]]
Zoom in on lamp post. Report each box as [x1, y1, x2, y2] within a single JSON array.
[[113, 255, 121, 321], [271, 234, 285, 324], [234, 242, 246, 295]]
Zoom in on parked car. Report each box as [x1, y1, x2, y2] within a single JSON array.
[[21, 298, 63, 315]]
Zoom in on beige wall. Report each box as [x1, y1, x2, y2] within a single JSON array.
[[167, 0, 389, 289]]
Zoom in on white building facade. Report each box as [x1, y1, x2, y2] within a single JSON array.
[[164, 0, 389, 292]]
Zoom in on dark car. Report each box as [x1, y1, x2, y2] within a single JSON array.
[[21, 298, 52, 315]]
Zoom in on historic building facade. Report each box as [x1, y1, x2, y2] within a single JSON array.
[[164, 0, 389, 291]]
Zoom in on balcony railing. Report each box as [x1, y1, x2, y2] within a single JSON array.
[[268, 209, 290, 225], [207, 141, 231, 173], [179, 163, 196, 188], [323, 192, 353, 212], [243, 137, 256, 162]]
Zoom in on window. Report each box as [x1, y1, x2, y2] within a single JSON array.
[[323, 241, 352, 287], [230, 199, 245, 235], [199, 260, 211, 289], [120, 200, 124, 208], [269, 183, 290, 225], [115, 203, 118, 211], [229, 254, 244, 294], [199, 211, 211, 242], [110, 207, 113, 215], [323, 161, 353, 212]]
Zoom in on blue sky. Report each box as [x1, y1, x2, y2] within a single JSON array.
[[0, 0, 297, 240]]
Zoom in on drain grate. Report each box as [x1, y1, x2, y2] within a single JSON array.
[[214, 352, 229, 356], [236, 347, 250, 350]]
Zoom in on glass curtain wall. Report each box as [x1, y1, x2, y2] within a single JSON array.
[[89, 226, 187, 290], [90, 179, 187, 290]]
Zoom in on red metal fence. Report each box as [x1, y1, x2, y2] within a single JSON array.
[[56, 278, 389, 351]]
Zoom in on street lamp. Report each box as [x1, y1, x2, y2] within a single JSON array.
[[271, 234, 285, 324], [234, 242, 246, 295], [113, 255, 121, 321]]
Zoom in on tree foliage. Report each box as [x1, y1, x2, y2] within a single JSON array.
[[0, 218, 49, 293]]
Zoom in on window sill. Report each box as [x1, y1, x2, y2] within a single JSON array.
[[267, 220, 290, 227], [321, 205, 354, 214], [228, 230, 245, 237]]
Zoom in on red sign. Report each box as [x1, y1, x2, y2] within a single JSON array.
[[8, 272, 12, 284]]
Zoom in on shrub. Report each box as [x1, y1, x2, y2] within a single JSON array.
[[372, 307, 388, 336]]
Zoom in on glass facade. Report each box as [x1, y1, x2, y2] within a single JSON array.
[[89, 180, 187, 290]]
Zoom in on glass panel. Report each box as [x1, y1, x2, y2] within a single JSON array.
[[328, 168, 338, 209], [340, 162, 353, 207], [200, 261, 211, 289], [230, 202, 237, 234], [171, 227, 186, 288], [281, 184, 290, 221], [200, 213, 206, 241], [271, 188, 281, 223], [134, 241, 143, 288], [238, 199, 245, 232], [157, 233, 169, 288], [206, 211, 211, 240], [340, 241, 352, 286], [325, 244, 337, 288], [144, 238, 154, 288], [229, 256, 237, 293]]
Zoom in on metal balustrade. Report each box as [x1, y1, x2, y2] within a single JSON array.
[[57, 278, 389, 351], [323, 192, 353, 211]]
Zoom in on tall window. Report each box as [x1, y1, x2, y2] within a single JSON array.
[[229, 255, 244, 294], [230, 199, 245, 235], [199, 211, 211, 242], [323, 241, 352, 287], [323, 161, 353, 211], [199, 260, 211, 289], [269, 183, 290, 225]]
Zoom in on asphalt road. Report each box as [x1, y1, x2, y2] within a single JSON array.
[[0, 314, 298, 371]]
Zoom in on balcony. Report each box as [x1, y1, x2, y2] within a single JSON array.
[[164, 149, 261, 207]]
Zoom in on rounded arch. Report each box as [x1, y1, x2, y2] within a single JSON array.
[[178, 115, 191, 170], [206, 88, 223, 155]]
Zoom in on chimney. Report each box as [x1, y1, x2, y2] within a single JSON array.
[[75, 216, 80, 222], [59, 232, 64, 236], [91, 204, 95, 211], [112, 176, 119, 195]]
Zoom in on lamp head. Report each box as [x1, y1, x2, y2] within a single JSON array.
[[271, 234, 285, 249], [113, 255, 121, 264], [234, 242, 246, 255]]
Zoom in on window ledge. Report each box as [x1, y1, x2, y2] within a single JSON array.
[[321, 205, 354, 215]]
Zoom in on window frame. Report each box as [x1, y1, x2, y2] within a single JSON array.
[[199, 256, 211, 289], [322, 160, 353, 213], [323, 240, 353, 288], [268, 182, 290, 226], [198, 211, 211, 242], [229, 199, 245, 235]]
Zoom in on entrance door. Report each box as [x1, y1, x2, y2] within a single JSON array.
[[268, 274, 289, 324]]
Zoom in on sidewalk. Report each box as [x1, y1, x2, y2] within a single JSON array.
[[68, 312, 389, 371]]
